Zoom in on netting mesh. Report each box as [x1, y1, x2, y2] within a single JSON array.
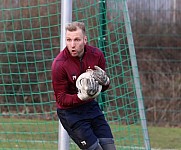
[[0, 0, 149, 149]]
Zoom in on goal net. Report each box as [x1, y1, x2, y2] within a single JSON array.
[[0, 0, 150, 149]]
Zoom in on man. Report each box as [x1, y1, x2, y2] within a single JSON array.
[[52, 22, 116, 150]]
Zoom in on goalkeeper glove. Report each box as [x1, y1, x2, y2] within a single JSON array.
[[77, 78, 99, 100], [92, 66, 110, 86], [86, 78, 99, 96]]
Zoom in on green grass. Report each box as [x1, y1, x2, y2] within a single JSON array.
[[0, 117, 180, 150], [0, 117, 58, 150], [148, 126, 181, 149]]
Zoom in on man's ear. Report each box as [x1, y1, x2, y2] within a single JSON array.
[[84, 36, 87, 44]]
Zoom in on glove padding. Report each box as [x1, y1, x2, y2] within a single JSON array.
[[92, 66, 110, 86], [76, 71, 102, 100], [86, 78, 99, 96]]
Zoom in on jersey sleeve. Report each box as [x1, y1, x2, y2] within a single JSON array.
[[52, 60, 85, 108]]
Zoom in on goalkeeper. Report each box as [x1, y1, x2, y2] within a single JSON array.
[[52, 22, 116, 150]]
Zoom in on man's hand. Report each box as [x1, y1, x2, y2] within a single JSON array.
[[77, 78, 100, 100], [92, 66, 110, 86], [86, 78, 99, 96]]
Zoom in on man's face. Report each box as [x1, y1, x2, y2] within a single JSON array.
[[66, 28, 87, 57]]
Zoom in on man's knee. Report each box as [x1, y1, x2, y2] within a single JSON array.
[[99, 138, 116, 150], [81, 138, 116, 150], [84, 140, 103, 150]]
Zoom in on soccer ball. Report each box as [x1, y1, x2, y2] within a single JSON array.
[[76, 70, 102, 98]]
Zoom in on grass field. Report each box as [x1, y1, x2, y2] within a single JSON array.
[[0, 117, 180, 150]]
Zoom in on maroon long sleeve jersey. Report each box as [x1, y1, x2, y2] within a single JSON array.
[[51, 44, 109, 109]]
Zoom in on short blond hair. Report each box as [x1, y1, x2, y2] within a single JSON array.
[[65, 22, 86, 35]]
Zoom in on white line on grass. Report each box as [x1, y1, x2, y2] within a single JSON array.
[[117, 145, 178, 150]]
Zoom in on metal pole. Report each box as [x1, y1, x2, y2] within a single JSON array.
[[99, 0, 106, 44], [123, 0, 151, 150], [59, 0, 72, 150], [99, 0, 106, 111]]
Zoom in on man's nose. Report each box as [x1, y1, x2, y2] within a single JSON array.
[[71, 41, 75, 47]]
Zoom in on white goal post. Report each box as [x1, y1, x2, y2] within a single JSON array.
[[58, 0, 72, 150]]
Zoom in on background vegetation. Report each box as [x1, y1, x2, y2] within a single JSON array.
[[128, 0, 181, 126]]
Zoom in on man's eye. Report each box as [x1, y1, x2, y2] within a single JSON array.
[[75, 39, 80, 41], [67, 39, 71, 42]]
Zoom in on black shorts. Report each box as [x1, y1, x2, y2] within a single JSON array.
[[57, 100, 114, 149]]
